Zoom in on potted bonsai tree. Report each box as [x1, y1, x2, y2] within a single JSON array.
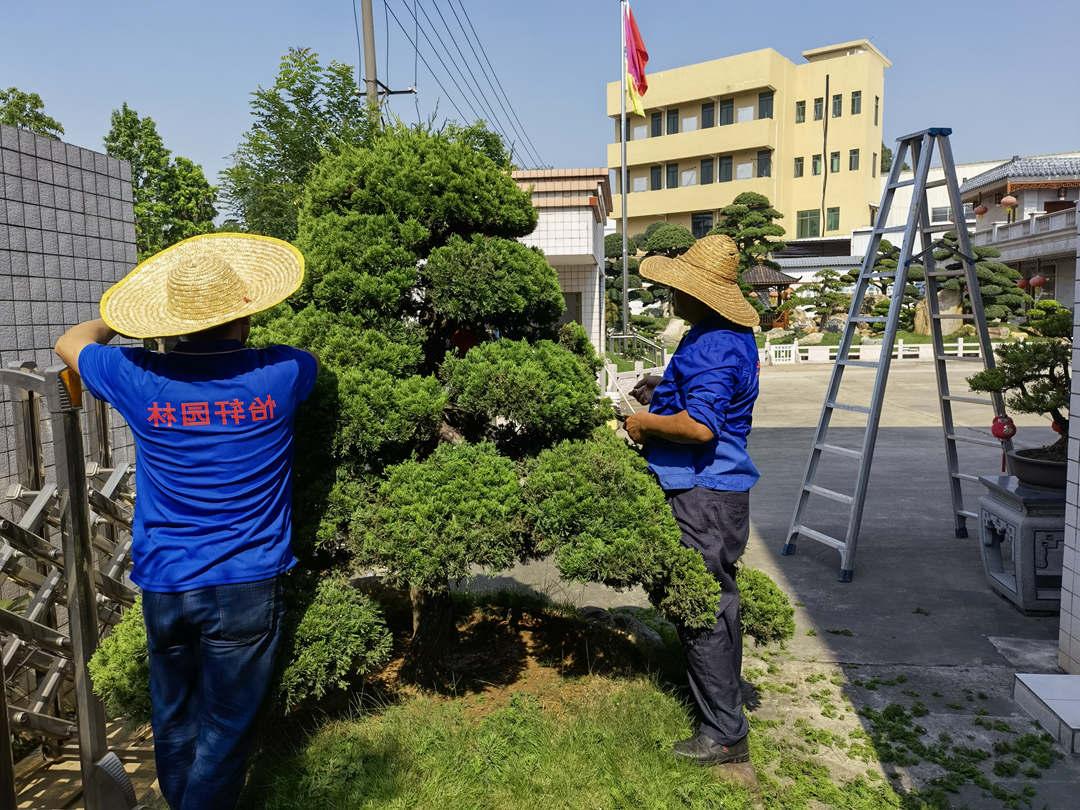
[[968, 299, 1072, 488]]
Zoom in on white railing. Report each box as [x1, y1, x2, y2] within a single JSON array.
[[762, 337, 1000, 366], [973, 208, 1077, 246]]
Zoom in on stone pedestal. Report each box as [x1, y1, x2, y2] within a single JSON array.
[[979, 475, 1064, 614]]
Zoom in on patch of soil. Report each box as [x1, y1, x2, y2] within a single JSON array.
[[1016, 439, 1067, 463]]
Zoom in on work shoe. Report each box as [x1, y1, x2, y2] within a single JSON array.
[[673, 732, 750, 765]]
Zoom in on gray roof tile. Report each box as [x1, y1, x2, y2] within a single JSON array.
[[960, 155, 1080, 194]]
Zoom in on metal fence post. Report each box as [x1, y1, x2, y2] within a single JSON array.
[[0, 655, 15, 810]]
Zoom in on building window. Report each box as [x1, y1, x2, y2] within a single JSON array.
[[872, 152, 877, 177], [849, 149, 860, 171], [794, 156, 804, 178], [795, 100, 806, 123], [666, 163, 679, 188], [931, 206, 951, 223], [813, 97, 823, 120], [681, 167, 697, 186], [832, 94, 842, 118], [874, 95, 880, 126], [758, 90, 774, 120], [797, 209, 821, 238], [623, 118, 631, 141], [701, 157, 715, 185], [757, 150, 772, 178], [826, 207, 840, 231], [631, 175, 647, 192], [718, 98, 734, 126], [963, 202, 975, 221], [830, 151, 840, 173], [650, 165, 662, 191], [666, 109, 679, 135], [691, 212, 714, 238], [650, 112, 662, 138], [851, 90, 862, 115], [812, 154, 822, 176], [718, 155, 733, 182], [701, 102, 715, 129]]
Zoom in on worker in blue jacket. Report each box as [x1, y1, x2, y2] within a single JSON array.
[[625, 233, 761, 766]]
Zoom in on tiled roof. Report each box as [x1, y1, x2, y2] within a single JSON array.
[[743, 264, 798, 286], [959, 155, 1080, 194], [774, 255, 862, 268]]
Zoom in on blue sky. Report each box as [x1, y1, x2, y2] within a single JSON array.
[[3, 0, 1078, 194]]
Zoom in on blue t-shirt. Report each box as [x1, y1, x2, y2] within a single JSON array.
[[78, 339, 318, 592], [646, 315, 760, 492]]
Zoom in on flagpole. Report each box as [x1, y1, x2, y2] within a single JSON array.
[[620, 0, 630, 334]]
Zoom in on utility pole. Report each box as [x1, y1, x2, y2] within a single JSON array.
[[361, 0, 380, 111]]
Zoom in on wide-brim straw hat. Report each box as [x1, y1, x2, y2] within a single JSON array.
[[100, 233, 304, 338], [639, 233, 759, 328]]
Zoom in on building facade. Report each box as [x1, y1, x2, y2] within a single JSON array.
[[606, 40, 890, 241], [512, 168, 611, 355]]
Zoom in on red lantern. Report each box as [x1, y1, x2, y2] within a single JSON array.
[[1001, 194, 1018, 208], [1017, 278, 1029, 289], [992, 415, 1017, 440], [974, 204, 988, 216], [1029, 274, 1047, 289]]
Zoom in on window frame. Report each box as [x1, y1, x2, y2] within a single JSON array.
[[701, 101, 715, 129], [718, 98, 734, 126], [718, 155, 733, 183], [931, 206, 951, 223], [830, 151, 841, 174], [872, 152, 878, 177], [813, 97, 823, 120], [851, 90, 862, 115], [795, 100, 806, 123], [691, 212, 714, 239], [666, 163, 679, 188], [826, 207, 840, 232], [874, 95, 880, 126], [666, 109, 679, 135], [650, 111, 662, 138], [812, 154, 822, 176], [758, 90, 774, 120], [849, 148, 860, 171], [796, 209, 821, 239], [649, 165, 662, 191], [757, 149, 772, 178], [832, 93, 842, 118], [700, 157, 715, 185], [794, 156, 804, 178]]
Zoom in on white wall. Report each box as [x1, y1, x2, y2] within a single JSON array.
[[1060, 218, 1080, 673], [519, 203, 598, 261]]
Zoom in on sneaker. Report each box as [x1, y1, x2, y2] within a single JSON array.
[[672, 732, 750, 765]]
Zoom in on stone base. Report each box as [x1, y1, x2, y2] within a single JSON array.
[[1014, 673, 1080, 754]]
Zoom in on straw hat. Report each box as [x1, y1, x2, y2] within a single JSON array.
[[100, 233, 304, 338], [639, 233, 758, 328]]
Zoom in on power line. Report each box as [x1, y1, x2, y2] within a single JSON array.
[[445, 0, 543, 167], [383, 2, 469, 122], [393, 0, 486, 124], [451, 0, 547, 167], [421, 0, 533, 166]]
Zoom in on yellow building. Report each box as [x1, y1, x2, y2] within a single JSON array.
[[606, 39, 891, 241]]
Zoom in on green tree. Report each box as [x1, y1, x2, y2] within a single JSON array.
[[933, 232, 1030, 323], [0, 87, 64, 138], [220, 47, 375, 241], [640, 223, 694, 257], [709, 192, 786, 273], [842, 239, 924, 332], [795, 268, 851, 330], [104, 104, 216, 258]]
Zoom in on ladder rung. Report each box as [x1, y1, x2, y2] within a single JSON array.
[[925, 223, 957, 233], [952, 472, 980, 484], [874, 225, 908, 234], [849, 315, 887, 324], [932, 314, 975, 320], [925, 271, 966, 279], [827, 400, 870, 415], [945, 432, 1002, 448], [943, 395, 994, 406], [958, 509, 979, 520], [839, 359, 879, 368], [888, 179, 916, 190], [865, 272, 896, 279], [816, 443, 863, 460], [935, 354, 983, 363], [925, 179, 948, 189], [805, 485, 854, 505], [793, 525, 845, 551]]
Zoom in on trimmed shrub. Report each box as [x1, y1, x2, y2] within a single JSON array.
[[88, 599, 151, 723], [640, 223, 695, 257], [737, 566, 795, 646]]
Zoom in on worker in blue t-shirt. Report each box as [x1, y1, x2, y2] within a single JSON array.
[[624, 233, 761, 767], [54, 234, 316, 810]]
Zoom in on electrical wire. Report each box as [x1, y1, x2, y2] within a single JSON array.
[[393, 0, 485, 123], [422, 0, 523, 164], [384, 2, 469, 122], [451, 0, 547, 166], [445, 0, 544, 167]]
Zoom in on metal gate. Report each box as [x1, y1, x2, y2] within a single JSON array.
[[0, 361, 138, 809]]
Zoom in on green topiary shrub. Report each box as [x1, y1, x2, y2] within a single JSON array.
[[736, 566, 795, 646], [278, 576, 393, 712], [640, 223, 695, 257], [88, 599, 151, 723], [523, 429, 721, 630]]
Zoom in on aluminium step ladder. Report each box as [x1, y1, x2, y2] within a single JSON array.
[[781, 128, 1012, 581]]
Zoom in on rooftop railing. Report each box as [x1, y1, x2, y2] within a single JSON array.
[[973, 207, 1076, 246]]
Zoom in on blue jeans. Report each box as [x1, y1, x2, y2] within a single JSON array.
[[142, 576, 285, 810]]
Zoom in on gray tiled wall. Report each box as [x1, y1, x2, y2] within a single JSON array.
[[0, 124, 137, 489]]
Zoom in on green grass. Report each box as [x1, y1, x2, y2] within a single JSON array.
[[242, 679, 756, 809]]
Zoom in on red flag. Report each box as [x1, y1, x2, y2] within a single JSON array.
[[624, 7, 649, 97]]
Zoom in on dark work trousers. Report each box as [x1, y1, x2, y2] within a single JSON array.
[[142, 575, 285, 810], [667, 486, 751, 745]]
